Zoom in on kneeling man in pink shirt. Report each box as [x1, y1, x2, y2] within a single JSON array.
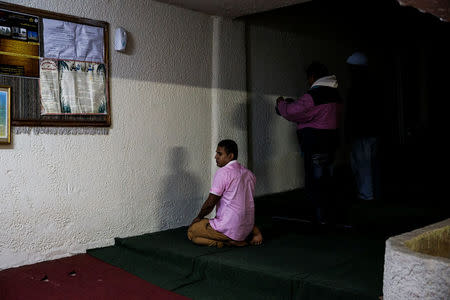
[[188, 139, 263, 248]]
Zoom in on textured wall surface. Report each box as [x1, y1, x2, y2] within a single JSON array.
[[383, 218, 450, 299], [0, 0, 246, 270], [247, 25, 305, 196]]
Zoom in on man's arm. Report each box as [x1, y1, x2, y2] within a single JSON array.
[[191, 193, 221, 225], [276, 94, 314, 123]]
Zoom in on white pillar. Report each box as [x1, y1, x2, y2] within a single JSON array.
[[210, 16, 248, 184]]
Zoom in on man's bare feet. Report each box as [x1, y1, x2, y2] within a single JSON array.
[[249, 231, 263, 245], [225, 226, 263, 247]]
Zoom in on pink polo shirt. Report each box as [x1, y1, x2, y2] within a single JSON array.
[[209, 160, 256, 241]]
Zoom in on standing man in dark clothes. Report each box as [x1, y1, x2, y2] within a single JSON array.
[[276, 62, 343, 224], [345, 52, 380, 202]]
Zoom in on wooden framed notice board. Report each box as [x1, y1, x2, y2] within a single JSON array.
[[0, 1, 110, 127]]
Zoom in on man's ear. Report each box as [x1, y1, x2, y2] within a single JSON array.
[[228, 152, 234, 160]]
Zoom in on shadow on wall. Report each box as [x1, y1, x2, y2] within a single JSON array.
[[245, 20, 309, 195], [250, 93, 280, 194], [157, 146, 202, 231]]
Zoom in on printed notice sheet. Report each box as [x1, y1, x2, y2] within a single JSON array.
[[40, 59, 107, 114], [39, 59, 60, 113], [43, 19, 104, 63]]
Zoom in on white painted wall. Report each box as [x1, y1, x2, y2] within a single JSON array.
[[0, 0, 247, 269], [247, 26, 305, 196]]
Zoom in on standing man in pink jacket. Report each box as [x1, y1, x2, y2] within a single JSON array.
[[276, 62, 342, 225]]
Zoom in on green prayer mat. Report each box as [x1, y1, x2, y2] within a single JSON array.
[[88, 227, 385, 300]]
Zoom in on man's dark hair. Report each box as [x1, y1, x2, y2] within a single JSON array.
[[218, 139, 238, 160], [306, 62, 329, 80]]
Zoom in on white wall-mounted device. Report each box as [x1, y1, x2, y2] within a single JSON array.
[[114, 27, 127, 52]]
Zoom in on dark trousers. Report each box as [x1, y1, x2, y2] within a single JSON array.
[[298, 128, 338, 224]]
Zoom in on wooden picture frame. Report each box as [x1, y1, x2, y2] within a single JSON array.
[[0, 1, 110, 127], [0, 85, 11, 143]]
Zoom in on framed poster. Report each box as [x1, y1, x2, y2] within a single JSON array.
[[0, 1, 110, 127], [0, 85, 10, 143]]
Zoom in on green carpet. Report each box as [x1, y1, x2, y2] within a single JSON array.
[[88, 227, 232, 291], [88, 226, 385, 300]]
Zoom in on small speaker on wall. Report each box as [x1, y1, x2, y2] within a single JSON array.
[[114, 27, 127, 52]]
